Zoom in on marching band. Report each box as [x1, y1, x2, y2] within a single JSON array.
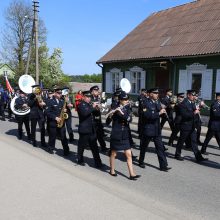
[[1, 75, 220, 181]]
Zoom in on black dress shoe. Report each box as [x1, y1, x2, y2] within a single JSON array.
[[175, 156, 184, 161], [41, 143, 47, 148], [77, 161, 85, 166], [46, 147, 54, 154], [139, 163, 146, 168], [95, 163, 104, 169], [109, 171, 117, 177], [196, 157, 208, 162], [32, 141, 37, 147], [129, 175, 141, 180], [201, 152, 209, 155], [160, 167, 172, 172]]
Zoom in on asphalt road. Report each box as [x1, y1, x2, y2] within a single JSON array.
[[0, 112, 219, 220]]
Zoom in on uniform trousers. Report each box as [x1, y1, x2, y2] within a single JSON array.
[[65, 116, 74, 138], [201, 129, 220, 152], [0, 104, 5, 119], [94, 122, 106, 148], [16, 115, 30, 139], [48, 121, 69, 153], [78, 133, 102, 166], [161, 115, 174, 131], [30, 118, 46, 144], [139, 135, 168, 168], [175, 129, 200, 157]]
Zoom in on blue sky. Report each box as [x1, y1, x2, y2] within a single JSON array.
[[0, 0, 193, 75]]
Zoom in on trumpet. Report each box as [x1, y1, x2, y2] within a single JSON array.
[[195, 99, 210, 110]]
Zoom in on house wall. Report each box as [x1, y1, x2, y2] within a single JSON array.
[[102, 55, 220, 103], [0, 64, 15, 78]]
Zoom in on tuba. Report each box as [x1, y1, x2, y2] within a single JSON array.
[[10, 74, 35, 116]]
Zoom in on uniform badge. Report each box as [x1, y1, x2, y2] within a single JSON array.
[[143, 108, 147, 112]]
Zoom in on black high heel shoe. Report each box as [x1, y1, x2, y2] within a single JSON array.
[[129, 175, 141, 180], [109, 171, 117, 177]]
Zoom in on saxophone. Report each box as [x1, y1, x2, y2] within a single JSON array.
[[57, 99, 69, 128]]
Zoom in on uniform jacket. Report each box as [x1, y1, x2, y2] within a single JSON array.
[[178, 98, 197, 131], [110, 104, 132, 141], [161, 96, 173, 118], [78, 101, 96, 134], [15, 95, 30, 118], [208, 101, 220, 131], [46, 97, 64, 122], [142, 98, 161, 136], [91, 96, 102, 123], [28, 93, 44, 119], [174, 102, 182, 124]]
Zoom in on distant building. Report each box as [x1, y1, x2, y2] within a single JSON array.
[[0, 64, 16, 78], [97, 0, 220, 100], [69, 82, 102, 93]]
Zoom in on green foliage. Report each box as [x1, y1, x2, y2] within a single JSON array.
[[70, 73, 102, 83]]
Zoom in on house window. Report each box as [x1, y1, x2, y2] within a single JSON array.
[[131, 71, 141, 94], [3, 70, 8, 77], [112, 72, 121, 92], [192, 73, 202, 95]]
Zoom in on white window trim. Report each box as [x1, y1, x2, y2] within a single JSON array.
[[126, 66, 146, 95], [106, 68, 123, 93], [179, 63, 213, 100]]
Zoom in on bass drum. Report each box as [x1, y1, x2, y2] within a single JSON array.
[[10, 96, 30, 116]]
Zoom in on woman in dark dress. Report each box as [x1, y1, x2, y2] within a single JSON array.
[[109, 91, 140, 180]]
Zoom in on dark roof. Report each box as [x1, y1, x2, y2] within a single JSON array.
[[97, 0, 220, 64]]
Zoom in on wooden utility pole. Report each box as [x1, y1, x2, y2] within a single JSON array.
[[33, 1, 39, 84]]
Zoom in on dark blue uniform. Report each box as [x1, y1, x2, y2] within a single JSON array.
[[91, 95, 107, 151], [168, 102, 182, 146], [138, 94, 147, 137], [28, 93, 46, 147], [138, 98, 168, 170], [46, 97, 69, 155], [15, 95, 31, 140], [63, 96, 74, 142], [77, 101, 102, 167], [160, 96, 174, 131], [201, 100, 220, 153], [175, 98, 204, 161], [110, 104, 132, 151]]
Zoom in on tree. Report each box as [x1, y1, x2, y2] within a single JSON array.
[[0, 0, 47, 77]]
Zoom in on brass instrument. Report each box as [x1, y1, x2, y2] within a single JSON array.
[[170, 95, 177, 109], [10, 74, 35, 116], [195, 98, 210, 111], [57, 99, 69, 128]]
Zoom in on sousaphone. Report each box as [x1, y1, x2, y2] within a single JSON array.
[[10, 74, 35, 116], [120, 78, 131, 93]]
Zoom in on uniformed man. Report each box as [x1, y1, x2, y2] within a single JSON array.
[[160, 89, 175, 131], [174, 90, 207, 162], [90, 85, 108, 152], [46, 87, 70, 155], [62, 87, 74, 143], [14, 90, 31, 140], [28, 85, 46, 147], [194, 93, 203, 145], [44, 89, 54, 135], [138, 88, 170, 171], [138, 88, 148, 137], [201, 92, 220, 154], [77, 90, 103, 168], [168, 92, 185, 146]]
